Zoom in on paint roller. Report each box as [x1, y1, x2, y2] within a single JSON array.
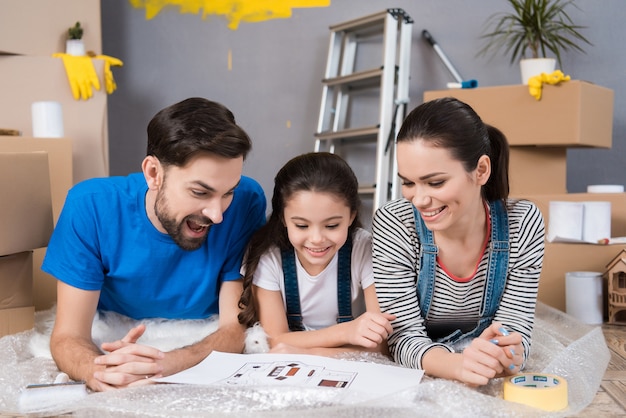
[[422, 30, 478, 89]]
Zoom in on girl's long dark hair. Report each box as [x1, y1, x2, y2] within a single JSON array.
[[237, 152, 362, 327]]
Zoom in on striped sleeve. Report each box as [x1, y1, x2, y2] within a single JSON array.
[[494, 199, 545, 367], [372, 199, 453, 369]]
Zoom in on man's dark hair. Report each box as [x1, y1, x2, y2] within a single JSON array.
[[146, 97, 252, 167]]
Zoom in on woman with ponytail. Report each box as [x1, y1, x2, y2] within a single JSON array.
[[373, 97, 545, 386]]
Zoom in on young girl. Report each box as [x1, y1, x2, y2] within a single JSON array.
[[373, 97, 545, 386], [238, 152, 394, 355]]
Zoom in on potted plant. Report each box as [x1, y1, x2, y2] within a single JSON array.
[[66, 21, 86, 56], [477, 0, 591, 84]]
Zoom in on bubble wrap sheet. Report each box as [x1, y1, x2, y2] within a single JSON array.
[[0, 302, 609, 417]]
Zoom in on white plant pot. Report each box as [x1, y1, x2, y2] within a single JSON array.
[[519, 58, 556, 85], [65, 39, 86, 56]]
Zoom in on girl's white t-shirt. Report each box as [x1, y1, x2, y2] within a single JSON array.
[[253, 227, 373, 330]]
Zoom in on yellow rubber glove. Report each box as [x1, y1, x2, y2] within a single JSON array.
[[93, 55, 123, 94], [528, 70, 571, 101], [52, 53, 101, 100]]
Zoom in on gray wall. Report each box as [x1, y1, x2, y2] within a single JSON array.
[[102, 0, 626, 216]]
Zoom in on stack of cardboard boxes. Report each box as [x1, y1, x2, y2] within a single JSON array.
[[0, 137, 73, 312], [0, 0, 106, 317], [424, 81, 617, 312], [0, 153, 53, 336]]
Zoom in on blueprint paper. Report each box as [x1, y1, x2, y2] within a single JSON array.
[[157, 351, 423, 400]]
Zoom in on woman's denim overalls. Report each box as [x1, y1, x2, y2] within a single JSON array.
[[412, 200, 510, 345]]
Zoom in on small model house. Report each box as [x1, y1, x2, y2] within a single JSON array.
[[605, 249, 626, 325]]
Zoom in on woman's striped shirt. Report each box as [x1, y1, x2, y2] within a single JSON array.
[[372, 198, 545, 370]]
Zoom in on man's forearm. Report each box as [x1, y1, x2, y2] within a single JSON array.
[[51, 333, 105, 389], [161, 322, 246, 376]]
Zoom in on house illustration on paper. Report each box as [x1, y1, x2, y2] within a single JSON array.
[[222, 360, 356, 388]]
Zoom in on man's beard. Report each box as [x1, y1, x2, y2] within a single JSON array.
[[154, 189, 212, 251]]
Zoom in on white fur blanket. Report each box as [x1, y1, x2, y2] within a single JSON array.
[[28, 306, 270, 358]]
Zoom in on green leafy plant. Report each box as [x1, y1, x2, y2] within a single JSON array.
[[68, 21, 83, 40], [478, 0, 591, 67]]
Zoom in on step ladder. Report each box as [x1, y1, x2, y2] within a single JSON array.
[[314, 9, 413, 212]]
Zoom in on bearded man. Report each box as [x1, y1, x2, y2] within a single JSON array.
[[43, 98, 266, 391]]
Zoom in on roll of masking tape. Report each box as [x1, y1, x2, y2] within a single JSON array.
[[503, 373, 568, 411]]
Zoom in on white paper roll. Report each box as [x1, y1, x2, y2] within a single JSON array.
[[587, 185, 624, 193], [582, 201, 611, 243], [565, 271, 603, 324], [548, 200, 611, 243], [31, 101, 64, 138], [548, 201, 584, 242]]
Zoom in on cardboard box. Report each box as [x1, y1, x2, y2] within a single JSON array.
[[32, 250, 57, 311], [0, 137, 73, 222], [539, 242, 624, 312], [0, 55, 109, 184], [0, 252, 33, 310], [0, 0, 102, 56], [0, 152, 53, 256], [511, 193, 626, 310], [509, 147, 567, 195], [0, 137, 73, 310], [0, 306, 34, 337], [423, 80, 614, 148]]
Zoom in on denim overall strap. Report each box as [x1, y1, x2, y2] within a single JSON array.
[[481, 199, 510, 318], [281, 248, 305, 331], [281, 237, 354, 331], [336, 237, 354, 323], [412, 206, 438, 317]]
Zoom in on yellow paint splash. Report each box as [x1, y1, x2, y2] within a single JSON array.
[[130, 0, 330, 30]]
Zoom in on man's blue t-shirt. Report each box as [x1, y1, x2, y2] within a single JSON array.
[[42, 172, 266, 320]]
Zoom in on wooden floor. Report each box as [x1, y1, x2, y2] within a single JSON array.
[[573, 323, 626, 416]]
